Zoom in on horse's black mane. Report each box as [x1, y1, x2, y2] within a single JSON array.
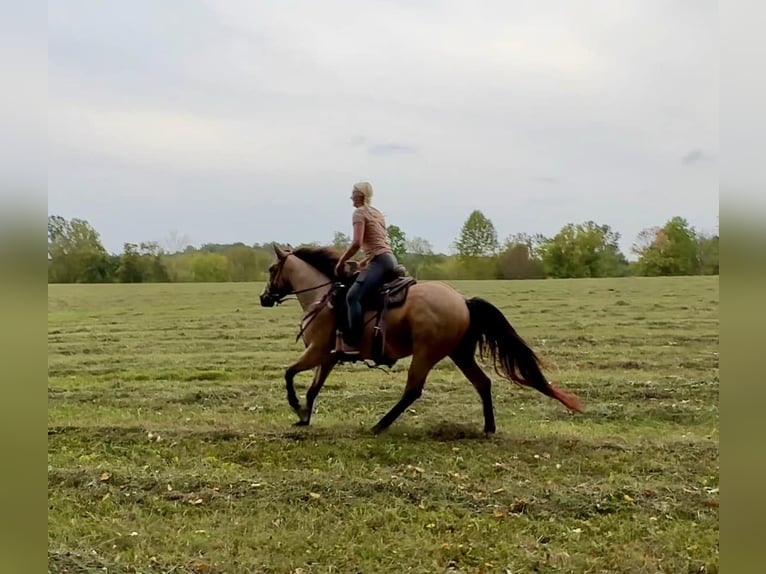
[[291, 245, 342, 279]]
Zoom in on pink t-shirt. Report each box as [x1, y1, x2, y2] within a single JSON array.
[[352, 205, 392, 259]]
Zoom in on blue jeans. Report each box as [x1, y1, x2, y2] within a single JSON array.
[[345, 252, 398, 345]]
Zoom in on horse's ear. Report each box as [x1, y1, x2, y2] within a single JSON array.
[[273, 243, 288, 260]]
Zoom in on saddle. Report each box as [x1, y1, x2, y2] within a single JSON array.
[[332, 263, 417, 366]]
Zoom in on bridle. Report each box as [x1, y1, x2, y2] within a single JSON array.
[[261, 252, 384, 365], [262, 254, 335, 305], [266, 280, 335, 305]]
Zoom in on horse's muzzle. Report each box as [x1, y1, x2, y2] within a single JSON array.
[[259, 292, 276, 307]]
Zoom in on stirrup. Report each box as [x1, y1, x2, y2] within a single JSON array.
[[332, 330, 359, 355], [331, 349, 362, 364], [331, 339, 362, 361], [331, 345, 361, 356]]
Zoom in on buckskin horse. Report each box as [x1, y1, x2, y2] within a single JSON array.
[[259, 244, 582, 434]]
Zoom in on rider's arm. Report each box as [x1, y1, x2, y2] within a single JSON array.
[[339, 220, 365, 266]]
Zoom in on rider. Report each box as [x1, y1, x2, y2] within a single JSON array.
[[333, 181, 398, 356]]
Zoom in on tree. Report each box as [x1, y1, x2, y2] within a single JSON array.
[[118, 243, 144, 283], [48, 215, 112, 283], [405, 236, 433, 257], [141, 242, 170, 282], [632, 217, 700, 276], [631, 227, 664, 272], [332, 231, 351, 250], [47, 215, 68, 260], [402, 236, 434, 278], [497, 235, 546, 279], [662, 217, 700, 274], [540, 221, 628, 278], [697, 233, 719, 275], [454, 210, 499, 257], [387, 225, 407, 260], [226, 244, 261, 282], [504, 233, 548, 260], [192, 253, 230, 282], [116, 241, 169, 283], [163, 229, 191, 254]]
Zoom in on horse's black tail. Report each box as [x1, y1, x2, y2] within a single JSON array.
[[463, 297, 583, 413]]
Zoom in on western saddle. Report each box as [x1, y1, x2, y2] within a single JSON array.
[[332, 262, 417, 366]]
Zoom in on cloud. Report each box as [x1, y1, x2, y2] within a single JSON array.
[[349, 136, 416, 156], [530, 176, 560, 185], [681, 149, 714, 166]]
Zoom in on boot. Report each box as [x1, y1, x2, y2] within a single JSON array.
[[331, 330, 361, 358]]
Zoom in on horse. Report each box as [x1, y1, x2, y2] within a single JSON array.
[[259, 243, 582, 434]]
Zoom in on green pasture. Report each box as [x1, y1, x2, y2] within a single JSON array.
[[48, 277, 718, 573]]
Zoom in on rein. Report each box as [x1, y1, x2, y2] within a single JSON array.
[[271, 280, 335, 305], [294, 282, 338, 342]]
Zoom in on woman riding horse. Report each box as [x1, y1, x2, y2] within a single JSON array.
[[259, 242, 583, 434], [333, 181, 399, 357]]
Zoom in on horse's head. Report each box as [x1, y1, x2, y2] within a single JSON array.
[[259, 243, 293, 307]]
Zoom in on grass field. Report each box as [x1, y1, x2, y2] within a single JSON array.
[[48, 277, 719, 573]]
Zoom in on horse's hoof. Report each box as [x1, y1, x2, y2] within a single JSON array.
[[371, 424, 384, 435], [294, 420, 309, 427]]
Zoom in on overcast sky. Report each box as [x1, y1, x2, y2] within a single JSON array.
[[48, 0, 718, 256]]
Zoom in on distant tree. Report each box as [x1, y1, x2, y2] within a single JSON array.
[[163, 252, 195, 282], [540, 221, 628, 278], [697, 233, 719, 275], [504, 232, 547, 260], [48, 210, 717, 283], [48, 215, 112, 283], [387, 225, 407, 260], [200, 242, 237, 254], [497, 235, 545, 279], [454, 210, 499, 257], [663, 217, 700, 274], [332, 231, 351, 250], [632, 217, 700, 276], [405, 236, 434, 257], [225, 244, 261, 282], [118, 243, 144, 283], [192, 253, 229, 282], [402, 236, 434, 277], [163, 229, 191, 254], [116, 241, 169, 282]]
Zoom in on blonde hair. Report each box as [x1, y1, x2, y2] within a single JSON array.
[[353, 181, 373, 204]]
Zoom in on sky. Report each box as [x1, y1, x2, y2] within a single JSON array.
[[48, 0, 719, 257]]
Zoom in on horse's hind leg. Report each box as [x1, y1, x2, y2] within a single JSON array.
[[451, 353, 496, 434], [372, 353, 436, 434]]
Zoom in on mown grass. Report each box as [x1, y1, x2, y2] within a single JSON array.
[[48, 277, 719, 573]]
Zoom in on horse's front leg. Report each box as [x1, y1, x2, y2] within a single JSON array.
[[295, 361, 335, 426], [284, 345, 324, 421]]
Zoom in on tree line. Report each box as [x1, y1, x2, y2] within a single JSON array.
[[47, 211, 718, 284]]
